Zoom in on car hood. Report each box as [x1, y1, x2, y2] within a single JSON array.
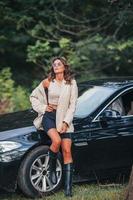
[[0, 110, 82, 140], [0, 110, 35, 132]]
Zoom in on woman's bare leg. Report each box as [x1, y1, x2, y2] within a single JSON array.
[[47, 128, 61, 152], [61, 138, 72, 164]]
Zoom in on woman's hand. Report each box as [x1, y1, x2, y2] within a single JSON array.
[[45, 105, 54, 112], [60, 121, 69, 134]]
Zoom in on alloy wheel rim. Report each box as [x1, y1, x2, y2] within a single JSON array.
[[30, 153, 62, 192]]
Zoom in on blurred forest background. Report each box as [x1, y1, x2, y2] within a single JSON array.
[[0, 0, 133, 114]]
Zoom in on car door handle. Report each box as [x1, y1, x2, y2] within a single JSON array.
[[74, 142, 88, 146], [82, 125, 90, 128]]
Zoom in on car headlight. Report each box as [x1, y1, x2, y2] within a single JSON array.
[[0, 141, 22, 153]]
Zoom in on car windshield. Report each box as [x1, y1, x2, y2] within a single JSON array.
[[74, 85, 116, 118]]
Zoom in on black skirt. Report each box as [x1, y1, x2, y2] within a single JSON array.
[[42, 109, 56, 133]]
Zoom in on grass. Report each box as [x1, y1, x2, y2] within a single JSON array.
[[0, 183, 127, 200]]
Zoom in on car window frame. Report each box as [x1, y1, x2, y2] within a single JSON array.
[[93, 86, 133, 122]]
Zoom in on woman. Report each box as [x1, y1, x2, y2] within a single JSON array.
[[30, 57, 78, 197]]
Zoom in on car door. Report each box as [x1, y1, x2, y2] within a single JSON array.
[[72, 115, 133, 182], [87, 89, 133, 180], [72, 118, 94, 181], [87, 115, 133, 179], [72, 87, 133, 181]]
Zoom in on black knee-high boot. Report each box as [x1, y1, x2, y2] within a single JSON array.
[[63, 163, 73, 197], [48, 149, 57, 184]]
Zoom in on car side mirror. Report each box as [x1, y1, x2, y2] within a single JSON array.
[[99, 109, 121, 120], [99, 109, 121, 128]]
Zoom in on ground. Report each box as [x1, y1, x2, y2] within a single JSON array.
[[0, 183, 127, 200]]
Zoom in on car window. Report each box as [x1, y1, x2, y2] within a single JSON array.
[[96, 89, 133, 120], [106, 97, 125, 116], [122, 89, 133, 116], [74, 85, 116, 118]]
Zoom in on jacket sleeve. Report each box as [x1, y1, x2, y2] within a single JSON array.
[[63, 79, 78, 127], [29, 84, 47, 115]]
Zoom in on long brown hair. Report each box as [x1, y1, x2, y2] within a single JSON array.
[[47, 57, 75, 85]]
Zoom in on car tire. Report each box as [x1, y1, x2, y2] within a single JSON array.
[[17, 145, 63, 198]]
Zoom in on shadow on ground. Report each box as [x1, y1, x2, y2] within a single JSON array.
[[0, 189, 25, 200]]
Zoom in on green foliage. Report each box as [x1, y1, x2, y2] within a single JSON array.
[[0, 68, 14, 100], [1, 0, 133, 80], [0, 68, 30, 114], [26, 37, 73, 74], [67, 35, 133, 80], [12, 86, 30, 112], [108, 40, 133, 51], [59, 38, 71, 49], [27, 40, 51, 65], [0, 0, 133, 113]]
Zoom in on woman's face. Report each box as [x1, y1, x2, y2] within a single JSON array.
[[52, 59, 65, 74]]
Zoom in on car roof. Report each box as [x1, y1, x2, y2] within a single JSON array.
[[77, 77, 133, 91]]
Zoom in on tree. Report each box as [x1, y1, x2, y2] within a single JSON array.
[[0, 0, 133, 86]]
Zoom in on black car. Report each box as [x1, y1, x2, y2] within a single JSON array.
[[0, 78, 133, 198]]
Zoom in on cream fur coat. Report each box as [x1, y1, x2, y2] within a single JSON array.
[[29, 79, 78, 132]]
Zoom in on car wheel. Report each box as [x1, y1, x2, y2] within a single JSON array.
[[17, 145, 63, 198]]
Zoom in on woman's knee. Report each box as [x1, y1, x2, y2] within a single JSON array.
[[48, 128, 61, 147], [62, 142, 71, 155], [62, 148, 71, 156], [53, 137, 61, 147]]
